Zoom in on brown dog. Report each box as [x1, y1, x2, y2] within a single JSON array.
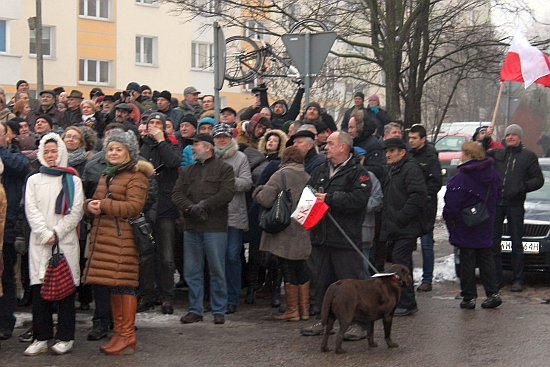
[[320, 264, 412, 354]]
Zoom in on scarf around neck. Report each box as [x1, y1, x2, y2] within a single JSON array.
[[39, 166, 78, 215], [105, 159, 134, 177], [68, 147, 87, 167]]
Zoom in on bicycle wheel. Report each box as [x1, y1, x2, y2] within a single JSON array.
[[225, 36, 262, 83]]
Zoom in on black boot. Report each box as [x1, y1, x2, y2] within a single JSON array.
[[271, 268, 282, 308], [245, 285, 256, 304]]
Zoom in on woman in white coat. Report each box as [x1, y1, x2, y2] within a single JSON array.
[[24, 132, 84, 356]]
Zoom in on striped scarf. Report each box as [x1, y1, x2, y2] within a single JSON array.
[[39, 166, 78, 215]]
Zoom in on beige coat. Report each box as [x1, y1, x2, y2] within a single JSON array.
[[253, 163, 311, 260]]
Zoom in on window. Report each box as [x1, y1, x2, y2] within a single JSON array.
[[0, 20, 6, 52], [79, 0, 111, 20], [136, 36, 157, 65], [30, 26, 54, 57], [191, 42, 213, 70], [194, 0, 222, 12], [79, 59, 111, 84], [245, 19, 266, 41]]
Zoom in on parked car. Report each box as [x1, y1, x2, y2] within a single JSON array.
[[501, 158, 550, 272], [429, 133, 471, 184], [455, 158, 550, 277]]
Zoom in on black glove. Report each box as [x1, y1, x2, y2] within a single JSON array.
[[189, 202, 208, 221]]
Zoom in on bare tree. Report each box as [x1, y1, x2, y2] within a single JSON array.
[[165, 0, 535, 128]]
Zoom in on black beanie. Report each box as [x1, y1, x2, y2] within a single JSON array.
[[37, 114, 53, 128], [16, 80, 28, 89], [158, 90, 172, 102], [181, 114, 198, 129]]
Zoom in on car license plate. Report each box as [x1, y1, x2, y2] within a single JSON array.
[[450, 158, 461, 166], [500, 241, 540, 254]]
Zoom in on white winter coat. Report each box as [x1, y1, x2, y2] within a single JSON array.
[[25, 133, 84, 287]]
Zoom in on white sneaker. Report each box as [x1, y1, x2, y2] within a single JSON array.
[[24, 340, 48, 356], [51, 340, 74, 355]]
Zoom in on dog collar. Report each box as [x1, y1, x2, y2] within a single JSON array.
[[391, 275, 400, 284]]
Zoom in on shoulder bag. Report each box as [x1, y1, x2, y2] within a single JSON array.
[[260, 171, 293, 234], [128, 213, 155, 256], [461, 185, 491, 228]]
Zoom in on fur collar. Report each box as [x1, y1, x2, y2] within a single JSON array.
[[258, 129, 288, 157]]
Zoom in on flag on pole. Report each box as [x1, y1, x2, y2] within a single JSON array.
[[291, 186, 329, 230], [500, 29, 550, 88]]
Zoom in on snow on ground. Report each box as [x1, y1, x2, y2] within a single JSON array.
[[413, 254, 457, 284]]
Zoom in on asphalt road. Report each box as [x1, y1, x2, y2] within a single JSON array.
[[2, 221, 550, 366]]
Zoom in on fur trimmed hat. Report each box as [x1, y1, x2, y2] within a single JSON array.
[[104, 129, 140, 161]]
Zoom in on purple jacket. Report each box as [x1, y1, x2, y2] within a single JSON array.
[[443, 157, 502, 249]]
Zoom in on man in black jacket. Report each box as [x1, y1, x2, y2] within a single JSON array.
[[301, 131, 371, 337], [139, 112, 182, 314], [487, 124, 544, 292], [408, 125, 442, 292], [270, 86, 304, 130], [381, 138, 427, 316]]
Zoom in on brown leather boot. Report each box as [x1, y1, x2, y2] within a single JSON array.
[[100, 294, 122, 353], [103, 295, 137, 355], [298, 281, 310, 321], [274, 283, 300, 321]]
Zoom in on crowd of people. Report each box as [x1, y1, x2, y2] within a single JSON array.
[[0, 79, 544, 356]]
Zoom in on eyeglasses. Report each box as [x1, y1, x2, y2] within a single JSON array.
[[64, 134, 81, 141]]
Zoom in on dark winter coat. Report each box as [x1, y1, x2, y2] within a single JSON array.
[[253, 163, 311, 260], [352, 119, 386, 182], [487, 144, 544, 206], [307, 154, 372, 249], [157, 107, 185, 131], [139, 135, 181, 218], [443, 158, 501, 248], [409, 143, 442, 224], [27, 104, 68, 130], [172, 154, 235, 232], [83, 160, 152, 288], [270, 88, 304, 130], [380, 155, 427, 241]]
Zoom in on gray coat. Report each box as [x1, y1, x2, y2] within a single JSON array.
[[216, 139, 253, 231], [253, 163, 311, 260]]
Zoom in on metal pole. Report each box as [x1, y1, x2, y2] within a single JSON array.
[[304, 32, 310, 107], [213, 21, 220, 124], [505, 81, 511, 129], [36, 0, 43, 92]]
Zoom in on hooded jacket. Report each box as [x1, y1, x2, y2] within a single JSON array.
[[215, 139, 253, 231], [25, 133, 84, 287], [443, 158, 502, 248], [82, 160, 153, 288], [236, 120, 261, 149], [269, 88, 304, 130], [352, 115, 386, 181]]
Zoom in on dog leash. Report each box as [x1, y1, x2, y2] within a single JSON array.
[[325, 212, 379, 275]]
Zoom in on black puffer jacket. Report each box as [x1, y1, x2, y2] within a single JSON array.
[[307, 154, 372, 249], [380, 155, 428, 241], [487, 144, 544, 206]]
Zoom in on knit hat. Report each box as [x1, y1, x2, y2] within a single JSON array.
[[354, 92, 365, 100], [16, 80, 28, 89], [368, 94, 380, 103], [306, 102, 321, 114], [126, 82, 141, 92], [211, 123, 233, 138], [472, 126, 489, 141], [281, 120, 293, 134], [104, 129, 140, 161], [158, 90, 172, 102], [147, 112, 167, 129], [197, 117, 216, 131], [37, 114, 53, 128], [505, 124, 523, 139], [314, 121, 328, 134], [181, 114, 198, 129]]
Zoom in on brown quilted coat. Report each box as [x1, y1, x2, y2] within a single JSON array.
[[82, 161, 152, 288]]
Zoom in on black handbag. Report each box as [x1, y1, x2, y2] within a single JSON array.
[[128, 214, 155, 256], [259, 171, 292, 234], [461, 186, 491, 227]]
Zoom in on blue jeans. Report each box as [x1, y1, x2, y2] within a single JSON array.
[[492, 205, 525, 284], [184, 231, 228, 315], [226, 227, 243, 306], [420, 231, 434, 284]]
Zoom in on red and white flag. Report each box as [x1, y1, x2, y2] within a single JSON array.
[[500, 29, 550, 88], [291, 186, 329, 230]]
